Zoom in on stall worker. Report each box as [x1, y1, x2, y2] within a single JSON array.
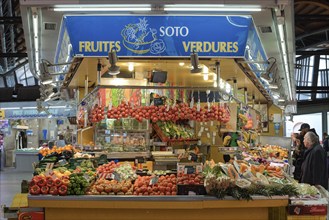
[[300, 131, 328, 189]]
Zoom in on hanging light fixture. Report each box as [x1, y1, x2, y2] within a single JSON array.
[[108, 48, 120, 75], [260, 57, 276, 83], [190, 51, 202, 73]]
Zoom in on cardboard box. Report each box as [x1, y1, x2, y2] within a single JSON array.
[[288, 205, 327, 216]]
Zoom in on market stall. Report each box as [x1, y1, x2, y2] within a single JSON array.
[[16, 1, 325, 219]]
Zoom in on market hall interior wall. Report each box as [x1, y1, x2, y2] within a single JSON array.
[[261, 104, 283, 137]]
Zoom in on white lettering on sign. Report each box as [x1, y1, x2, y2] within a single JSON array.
[[159, 26, 189, 37]]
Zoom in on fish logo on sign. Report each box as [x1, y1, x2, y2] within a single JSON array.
[[121, 17, 166, 54]]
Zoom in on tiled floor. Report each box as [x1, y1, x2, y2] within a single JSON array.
[[0, 167, 32, 219]]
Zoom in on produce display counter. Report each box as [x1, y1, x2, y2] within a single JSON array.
[[15, 150, 39, 172], [28, 195, 288, 220]]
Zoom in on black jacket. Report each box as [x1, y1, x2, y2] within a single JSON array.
[[323, 137, 329, 152], [300, 144, 328, 189]]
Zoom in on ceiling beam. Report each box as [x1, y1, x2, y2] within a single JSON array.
[[2, 60, 29, 77], [0, 16, 22, 25], [0, 53, 27, 58], [295, 14, 329, 22], [296, 50, 329, 55], [298, 98, 329, 106], [297, 86, 329, 90]]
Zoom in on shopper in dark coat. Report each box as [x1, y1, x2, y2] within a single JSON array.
[[293, 123, 319, 180], [300, 131, 328, 189]]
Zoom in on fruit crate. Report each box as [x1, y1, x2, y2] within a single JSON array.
[[177, 184, 206, 195], [152, 123, 199, 143]]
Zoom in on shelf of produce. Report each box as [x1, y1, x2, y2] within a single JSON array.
[[94, 152, 150, 159], [28, 195, 288, 220]]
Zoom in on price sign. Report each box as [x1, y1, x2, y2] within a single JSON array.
[[149, 176, 159, 185], [111, 171, 121, 182], [184, 166, 195, 174], [58, 159, 68, 166], [45, 163, 54, 171]]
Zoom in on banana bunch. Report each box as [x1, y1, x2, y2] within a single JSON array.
[[250, 133, 258, 142], [238, 113, 248, 123], [237, 140, 250, 149], [242, 131, 250, 142], [223, 135, 231, 146]]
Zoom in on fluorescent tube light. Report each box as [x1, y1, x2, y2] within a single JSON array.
[[32, 13, 39, 74], [22, 107, 37, 109], [49, 106, 67, 109], [1, 107, 21, 110], [164, 4, 261, 12], [53, 4, 151, 12], [277, 23, 293, 100]]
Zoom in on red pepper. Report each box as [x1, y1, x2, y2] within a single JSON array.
[[49, 186, 58, 195], [54, 179, 63, 187], [29, 180, 37, 187], [37, 178, 46, 187], [41, 186, 49, 194], [29, 185, 41, 195], [32, 175, 42, 183], [46, 178, 54, 187], [58, 185, 68, 196]]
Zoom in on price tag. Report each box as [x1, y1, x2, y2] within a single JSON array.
[[211, 121, 214, 126], [111, 171, 121, 182], [105, 137, 111, 143], [184, 166, 195, 174], [197, 131, 202, 137], [109, 101, 112, 110], [149, 176, 159, 185], [177, 164, 185, 174], [135, 157, 145, 165], [200, 127, 204, 132], [45, 163, 54, 171], [84, 173, 91, 182], [207, 102, 210, 112], [207, 133, 210, 138], [205, 128, 209, 131], [197, 102, 200, 112], [166, 104, 170, 111], [196, 165, 202, 174], [188, 155, 192, 161], [58, 159, 68, 166]]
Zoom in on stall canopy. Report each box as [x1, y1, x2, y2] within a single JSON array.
[[56, 15, 266, 63]]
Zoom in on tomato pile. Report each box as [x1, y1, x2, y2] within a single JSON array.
[[177, 173, 204, 185], [87, 179, 133, 195], [106, 102, 230, 123], [133, 175, 177, 196]]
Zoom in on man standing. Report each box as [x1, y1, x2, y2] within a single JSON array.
[[300, 131, 328, 189], [293, 123, 318, 180]]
